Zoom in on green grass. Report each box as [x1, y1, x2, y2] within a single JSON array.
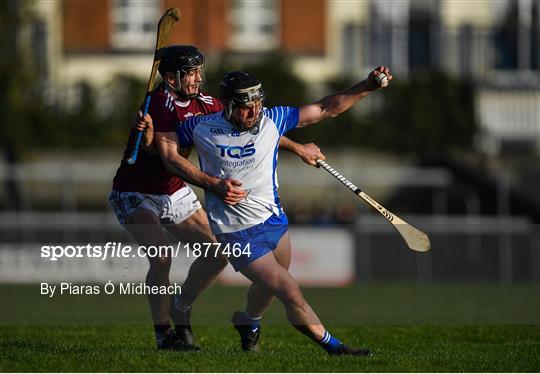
[[1, 284, 540, 372]]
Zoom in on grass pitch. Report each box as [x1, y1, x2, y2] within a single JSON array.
[[1, 283, 539, 372]]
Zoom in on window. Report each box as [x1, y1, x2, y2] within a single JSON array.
[[493, 0, 518, 69], [229, 0, 279, 51], [493, 0, 538, 71], [111, 0, 160, 50], [532, 1, 539, 70], [408, 12, 432, 70], [369, 1, 410, 74]]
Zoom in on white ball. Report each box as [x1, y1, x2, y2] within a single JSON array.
[[375, 73, 388, 87]]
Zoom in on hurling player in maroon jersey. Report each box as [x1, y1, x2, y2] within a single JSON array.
[[110, 46, 325, 351]]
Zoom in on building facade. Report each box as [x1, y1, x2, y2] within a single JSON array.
[[13, 0, 540, 152]]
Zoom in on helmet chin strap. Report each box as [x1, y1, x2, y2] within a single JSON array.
[[249, 123, 260, 135]]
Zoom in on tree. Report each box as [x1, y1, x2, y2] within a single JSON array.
[[204, 52, 308, 107], [288, 70, 477, 160], [364, 70, 477, 159]]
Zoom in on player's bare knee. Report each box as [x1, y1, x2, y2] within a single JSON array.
[[199, 253, 228, 270], [148, 256, 171, 272], [215, 254, 229, 269]]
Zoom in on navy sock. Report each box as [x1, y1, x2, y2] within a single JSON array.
[[173, 294, 193, 313], [244, 312, 262, 332], [319, 330, 341, 354], [171, 294, 193, 328], [154, 324, 172, 345]]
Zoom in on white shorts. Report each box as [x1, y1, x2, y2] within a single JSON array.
[[108, 186, 202, 226]]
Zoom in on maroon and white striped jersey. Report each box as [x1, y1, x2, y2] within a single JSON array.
[[113, 84, 223, 195]]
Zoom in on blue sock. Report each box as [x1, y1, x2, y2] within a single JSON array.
[[244, 312, 261, 332], [319, 330, 341, 354]]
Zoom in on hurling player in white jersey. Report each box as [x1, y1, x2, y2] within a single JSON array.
[[170, 68, 392, 355]]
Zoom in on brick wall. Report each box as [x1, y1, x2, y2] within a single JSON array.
[[164, 0, 229, 53], [281, 0, 326, 55], [63, 0, 110, 53]]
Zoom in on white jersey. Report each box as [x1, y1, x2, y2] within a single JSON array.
[[177, 107, 299, 234]]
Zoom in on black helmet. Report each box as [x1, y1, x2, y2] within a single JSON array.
[[220, 71, 266, 130], [158, 45, 205, 76], [158, 45, 205, 98]]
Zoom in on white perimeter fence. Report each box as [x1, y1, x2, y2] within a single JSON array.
[[0, 161, 538, 285], [0, 212, 537, 285]]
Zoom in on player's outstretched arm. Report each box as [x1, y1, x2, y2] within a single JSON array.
[[279, 137, 326, 167], [155, 130, 247, 205], [297, 66, 392, 128]]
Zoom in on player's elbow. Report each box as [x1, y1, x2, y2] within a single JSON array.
[[318, 101, 340, 121], [323, 110, 339, 119], [317, 98, 340, 119], [319, 95, 348, 120], [164, 154, 191, 180]]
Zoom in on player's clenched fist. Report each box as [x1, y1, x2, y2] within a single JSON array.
[[132, 111, 153, 132], [132, 111, 155, 151], [213, 178, 247, 205], [298, 143, 326, 167], [367, 65, 392, 90]]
